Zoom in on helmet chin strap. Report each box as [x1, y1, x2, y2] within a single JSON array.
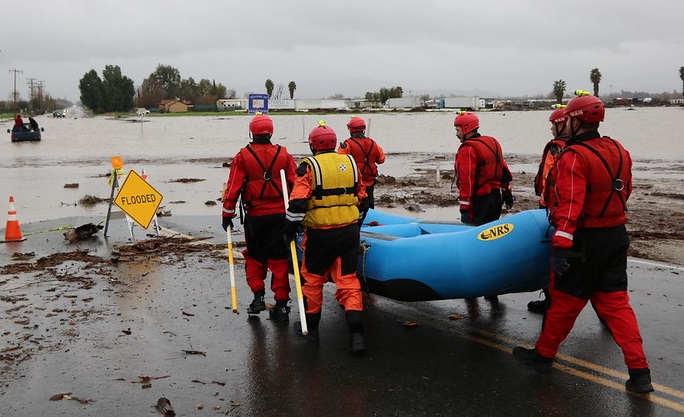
[[569, 118, 583, 139]]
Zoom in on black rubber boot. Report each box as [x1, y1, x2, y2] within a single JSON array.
[[345, 310, 365, 355], [294, 312, 320, 343], [269, 300, 290, 322], [247, 290, 266, 314], [527, 288, 550, 313], [512, 346, 554, 373], [626, 368, 654, 394]]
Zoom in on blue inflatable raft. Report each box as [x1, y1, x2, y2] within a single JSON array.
[[357, 209, 552, 301]]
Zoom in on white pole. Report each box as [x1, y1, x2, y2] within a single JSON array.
[[279, 169, 308, 334]]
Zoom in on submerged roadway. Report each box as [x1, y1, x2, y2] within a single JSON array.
[[0, 215, 682, 416]]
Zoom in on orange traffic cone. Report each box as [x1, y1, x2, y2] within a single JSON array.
[[3, 196, 26, 242]]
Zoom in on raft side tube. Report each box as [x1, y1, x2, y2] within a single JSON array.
[[358, 210, 551, 300]]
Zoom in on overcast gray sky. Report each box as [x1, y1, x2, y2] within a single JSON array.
[[2, 0, 683, 102]]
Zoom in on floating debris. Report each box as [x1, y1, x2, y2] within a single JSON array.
[[168, 178, 205, 183], [182, 349, 206, 357], [78, 195, 106, 207], [11, 252, 35, 261], [155, 397, 176, 416], [63, 223, 103, 243], [48, 392, 92, 404]]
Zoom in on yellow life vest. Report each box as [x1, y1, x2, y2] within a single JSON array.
[[302, 153, 360, 227]]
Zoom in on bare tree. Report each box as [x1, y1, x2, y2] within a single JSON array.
[[273, 84, 285, 100]]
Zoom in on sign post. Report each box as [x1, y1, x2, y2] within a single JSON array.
[[104, 156, 124, 238]]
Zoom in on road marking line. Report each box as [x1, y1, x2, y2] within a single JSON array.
[[383, 299, 684, 411], [628, 258, 684, 272]]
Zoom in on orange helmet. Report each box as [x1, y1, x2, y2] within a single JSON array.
[[347, 116, 366, 132], [308, 120, 337, 151], [549, 105, 567, 124], [249, 113, 274, 135], [453, 112, 479, 135], [565, 95, 604, 123]]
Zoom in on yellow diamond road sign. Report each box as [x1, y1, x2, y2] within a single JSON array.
[[113, 170, 163, 229]]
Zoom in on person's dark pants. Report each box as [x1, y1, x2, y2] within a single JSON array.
[[471, 189, 502, 226]]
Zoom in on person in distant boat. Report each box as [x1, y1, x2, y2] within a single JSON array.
[[285, 120, 369, 354], [338, 116, 385, 223], [453, 111, 513, 226], [527, 104, 571, 313], [222, 112, 297, 321], [28, 117, 40, 132], [512, 94, 654, 394]]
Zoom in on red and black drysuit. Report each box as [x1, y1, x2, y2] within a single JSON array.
[[222, 141, 297, 303], [536, 130, 649, 371], [338, 136, 385, 209], [454, 134, 513, 225], [534, 136, 569, 208]]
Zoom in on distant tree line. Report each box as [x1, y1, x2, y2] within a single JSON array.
[[78, 64, 235, 114], [75, 64, 684, 114], [364, 86, 404, 104]]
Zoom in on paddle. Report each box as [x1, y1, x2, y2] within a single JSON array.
[[280, 169, 308, 335], [226, 227, 238, 314]]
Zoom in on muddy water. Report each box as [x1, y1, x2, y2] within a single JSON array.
[[1, 107, 682, 223]]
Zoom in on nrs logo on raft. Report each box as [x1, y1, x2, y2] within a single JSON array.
[[477, 224, 514, 241]]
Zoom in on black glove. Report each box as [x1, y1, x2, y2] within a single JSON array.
[[502, 188, 515, 210], [222, 216, 233, 231], [551, 256, 569, 275], [550, 247, 571, 275], [460, 211, 471, 224], [358, 197, 370, 219], [283, 220, 302, 244]]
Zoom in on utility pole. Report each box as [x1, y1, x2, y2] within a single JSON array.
[[26, 77, 37, 113], [37, 81, 44, 113], [9, 69, 23, 112]]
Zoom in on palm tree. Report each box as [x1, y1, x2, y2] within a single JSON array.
[[680, 66, 684, 97], [590, 68, 602, 97], [265, 79, 274, 98], [553, 80, 566, 104], [288, 81, 297, 99]]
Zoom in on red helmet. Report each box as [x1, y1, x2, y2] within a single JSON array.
[[453, 112, 479, 135], [564, 95, 605, 123], [249, 113, 274, 135], [308, 120, 337, 151], [549, 105, 567, 124], [347, 116, 366, 132]]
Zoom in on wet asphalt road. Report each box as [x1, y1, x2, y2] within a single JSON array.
[[1, 215, 683, 416]]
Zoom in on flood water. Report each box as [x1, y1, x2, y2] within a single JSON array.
[[1, 107, 683, 223]]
